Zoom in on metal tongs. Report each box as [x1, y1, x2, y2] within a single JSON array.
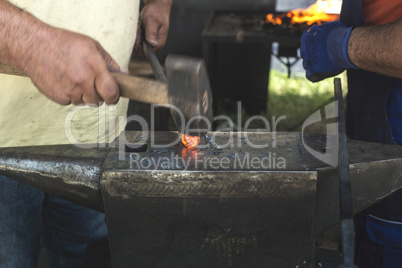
[[334, 78, 358, 268]]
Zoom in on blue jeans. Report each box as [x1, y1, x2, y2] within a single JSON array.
[[0, 175, 107, 268], [355, 189, 402, 268]]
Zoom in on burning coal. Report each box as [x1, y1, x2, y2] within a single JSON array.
[[264, 1, 339, 28]]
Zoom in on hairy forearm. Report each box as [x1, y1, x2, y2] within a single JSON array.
[[0, 0, 49, 70], [0, 0, 121, 105], [348, 18, 402, 78]]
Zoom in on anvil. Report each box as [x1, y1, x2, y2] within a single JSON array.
[[0, 131, 402, 267]]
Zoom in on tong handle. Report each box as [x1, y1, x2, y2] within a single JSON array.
[[142, 42, 168, 83]]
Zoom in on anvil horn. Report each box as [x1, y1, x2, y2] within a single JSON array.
[[0, 144, 109, 212], [314, 140, 402, 236]]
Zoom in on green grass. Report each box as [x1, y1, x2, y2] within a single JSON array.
[[266, 70, 347, 131], [214, 70, 348, 132]]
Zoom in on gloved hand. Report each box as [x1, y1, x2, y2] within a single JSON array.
[[300, 21, 358, 82]]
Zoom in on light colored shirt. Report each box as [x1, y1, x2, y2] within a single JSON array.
[[0, 0, 140, 147]]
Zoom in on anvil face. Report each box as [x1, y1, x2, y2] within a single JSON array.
[[0, 131, 401, 267], [104, 131, 330, 171]]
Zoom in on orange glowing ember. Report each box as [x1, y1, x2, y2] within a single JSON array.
[[265, 1, 339, 26], [181, 134, 200, 149]]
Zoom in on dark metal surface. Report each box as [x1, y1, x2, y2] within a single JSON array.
[[0, 131, 401, 267], [104, 131, 326, 171], [143, 42, 168, 83], [0, 144, 108, 212], [334, 79, 357, 268], [101, 172, 316, 267], [102, 131, 402, 267], [102, 132, 318, 266]]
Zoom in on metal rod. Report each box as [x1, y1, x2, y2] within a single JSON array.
[[334, 78, 358, 268], [143, 42, 168, 83]]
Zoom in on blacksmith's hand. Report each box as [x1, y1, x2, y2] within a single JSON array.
[[134, 0, 171, 56], [300, 21, 358, 82], [23, 26, 121, 106]]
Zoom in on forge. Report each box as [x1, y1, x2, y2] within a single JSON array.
[[202, 3, 340, 115], [0, 131, 402, 267]]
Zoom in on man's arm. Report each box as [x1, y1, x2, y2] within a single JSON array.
[[301, 18, 402, 82], [134, 0, 172, 55], [348, 18, 402, 78], [0, 0, 120, 105]]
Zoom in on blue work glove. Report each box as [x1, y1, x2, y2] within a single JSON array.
[[300, 21, 359, 82]]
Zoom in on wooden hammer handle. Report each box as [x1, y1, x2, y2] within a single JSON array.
[[111, 72, 169, 105], [0, 63, 169, 105]]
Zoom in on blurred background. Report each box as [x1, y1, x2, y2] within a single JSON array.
[[128, 0, 346, 134]]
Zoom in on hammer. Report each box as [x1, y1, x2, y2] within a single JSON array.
[[0, 48, 213, 137]]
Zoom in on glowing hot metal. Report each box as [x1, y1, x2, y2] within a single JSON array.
[[181, 134, 200, 149]]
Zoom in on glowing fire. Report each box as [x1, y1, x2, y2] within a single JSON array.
[[265, 1, 339, 26], [181, 134, 200, 149]]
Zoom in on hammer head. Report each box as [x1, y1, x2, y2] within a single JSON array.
[[165, 55, 213, 137]]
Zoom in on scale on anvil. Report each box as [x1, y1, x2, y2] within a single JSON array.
[[0, 130, 402, 267]]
